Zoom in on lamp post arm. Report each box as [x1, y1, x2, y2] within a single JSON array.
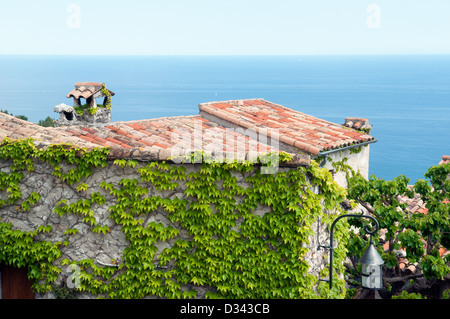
[[321, 211, 380, 290]]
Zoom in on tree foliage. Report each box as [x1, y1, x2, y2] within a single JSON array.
[[0, 108, 55, 127], [37, 116, 55, 127], [343, 159, 450, 299], [1, 109, 28, 121]]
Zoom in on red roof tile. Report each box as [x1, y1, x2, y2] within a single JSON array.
[[52, 115, 308, 164], [66, 82, 115, 100], [199, 99, 375, 155], [439, 155, 450, 165], [0, 112, 98, 149], [398, 154, 450, 215], [398, 186, 428, 215], [1, 110, 289, 163], [3, 97, 375, 166]]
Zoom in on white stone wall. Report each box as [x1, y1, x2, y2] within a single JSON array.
[[320, 145, 371, 188]]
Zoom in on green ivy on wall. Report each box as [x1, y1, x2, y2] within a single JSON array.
[[0, 138, 349, 299]]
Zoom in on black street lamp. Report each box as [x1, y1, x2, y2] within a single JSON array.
[[318, 212, 384, 290]]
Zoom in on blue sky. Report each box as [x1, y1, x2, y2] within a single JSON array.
[[1, 0, 449, 55]]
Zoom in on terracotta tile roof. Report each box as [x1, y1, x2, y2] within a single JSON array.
[[198, 99, 376, 155], [398, 154, 450, 215], [3, 97, 376, 165], [439, 155, 450, 165], [398, 185, 428, 215], [397, 155, 450, 212], [0, 112, 98, 149], [66, 82, 115, 100], [54, 115, 290, 162], [389, 184, 449, 261], [2, 97, 378, 164], [0, 111, 308, 165]]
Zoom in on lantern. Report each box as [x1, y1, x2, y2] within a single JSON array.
[[359, 239, 384, 290], [318, 212, 384, 291]]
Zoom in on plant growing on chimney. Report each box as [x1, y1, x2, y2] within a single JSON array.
[[101, 84, 112, 110]]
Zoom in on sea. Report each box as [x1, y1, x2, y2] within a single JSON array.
[[0, 54, 449, 184]]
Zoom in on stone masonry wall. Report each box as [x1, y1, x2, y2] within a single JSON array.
[[0, 158, 335, 299]]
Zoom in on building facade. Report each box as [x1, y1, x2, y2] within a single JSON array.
[[0, 90, 375, 299]]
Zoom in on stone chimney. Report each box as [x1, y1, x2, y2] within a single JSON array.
[[53, 82, 114, 126], [343, 117, 372, 132]]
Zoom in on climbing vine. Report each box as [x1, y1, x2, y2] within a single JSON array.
[[101, 83, 112, 110], [74, 103, 98, 116], [0, 138, 350, 299]]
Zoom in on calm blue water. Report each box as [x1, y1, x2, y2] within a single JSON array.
[[0, 55, 449, 183]]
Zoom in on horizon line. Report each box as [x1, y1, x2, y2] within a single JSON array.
[[1, 53, 450, 57]]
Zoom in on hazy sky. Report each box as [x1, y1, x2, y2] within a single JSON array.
[[1, 0, 449, 55]]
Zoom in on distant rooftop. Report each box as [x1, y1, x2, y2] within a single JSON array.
[[398, 154, 450, 216], [439, 155, 450, 165]]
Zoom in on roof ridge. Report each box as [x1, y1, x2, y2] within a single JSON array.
[[110, 114, 200, 125], [198, 98, 265, 107], [199, 99, 349, 128]]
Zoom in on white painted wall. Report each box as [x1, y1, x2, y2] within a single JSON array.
[[320, 145, 371, 188]]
